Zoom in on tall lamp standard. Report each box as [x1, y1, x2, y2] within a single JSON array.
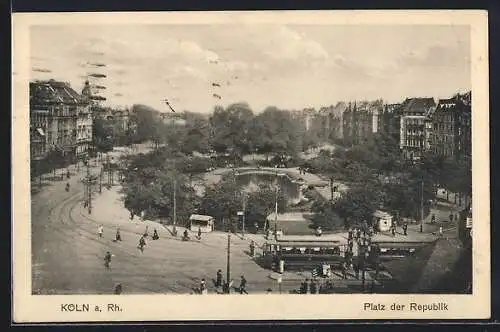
[[274, 171, 279, 239], [82, 159, 97, 214], [420, 179, 424, 233], [172, 177, 177, 236]]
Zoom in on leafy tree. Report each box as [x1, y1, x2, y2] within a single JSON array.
[[121, 164, 198, 224], [252, 107, 301, 158], [131, 104, 166, 145], [209, 103, 254, 156], [198, 178, 244, 229], [245, 183, 287, 228], [198, 178, 287, 230], [180, 113, 211, 155], [176, 156, 212, 184], [92, 118, 115, 152], [311, 200, 344, 230], [333, 186, 381, 228]]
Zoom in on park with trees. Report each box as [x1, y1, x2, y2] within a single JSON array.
[[110, 101, 471, 235]]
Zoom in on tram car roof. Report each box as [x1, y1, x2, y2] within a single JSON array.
[[267, 235, 347, 245]]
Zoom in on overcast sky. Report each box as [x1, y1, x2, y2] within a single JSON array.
[[30, 24, 470, 113]]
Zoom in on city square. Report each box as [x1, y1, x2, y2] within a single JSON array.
[[28, 22, 473, 296]]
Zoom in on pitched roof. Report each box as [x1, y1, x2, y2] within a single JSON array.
[[402, 97, 436, 114], [435, 98, 470, 113], [30, 80, 87, 106], [189, 214, 214, 221]]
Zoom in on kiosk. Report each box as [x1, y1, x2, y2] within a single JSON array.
[[189, 214, 215, 233]]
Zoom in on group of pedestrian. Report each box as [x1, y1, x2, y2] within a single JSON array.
[[342, 226, 376, 280], [98, 223, 162, 269], [208, 270, 248, 295], [299, 278, 319, 294], [138, 226, 160, 252]]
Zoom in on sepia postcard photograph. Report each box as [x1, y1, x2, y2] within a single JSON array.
[[12, 10, 490, 322]]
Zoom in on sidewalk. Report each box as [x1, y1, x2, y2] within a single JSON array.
[[85, 186, 185, 239]]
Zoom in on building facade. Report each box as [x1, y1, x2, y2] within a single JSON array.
[[30, 80, 91, 167], [399, 97, 436, 160], [429, 96, 471, 162], [341, 100, 383, 146]]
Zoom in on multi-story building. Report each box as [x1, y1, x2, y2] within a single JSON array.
[[342, 100, 384, 146], [383, 103, 403, 142], [429, 95, 471, 162], [399, 97, 436, 160], [331, 102, 347, 140], [76, 85, 93, 159], [30, 80, 90, 166]]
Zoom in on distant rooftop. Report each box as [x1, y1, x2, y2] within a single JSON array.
[[30, 80, 87, 106], [401, 97, 436, 114]]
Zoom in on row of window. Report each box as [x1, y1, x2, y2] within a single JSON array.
[[405, 139, 424, 147]]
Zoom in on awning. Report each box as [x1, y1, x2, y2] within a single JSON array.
[[37, 128, 45, 136]]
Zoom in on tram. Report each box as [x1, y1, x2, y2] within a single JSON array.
[[262, 235, 347, 271], [262, 235, 432, 272]]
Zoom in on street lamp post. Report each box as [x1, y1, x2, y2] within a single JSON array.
[[173, 177, 177, 236], [241, 194, 247, 238], [274, 173, 279, 239], [420, 180, 424, 233], [226, 234, 231, 294], [84, 161, 93, 214], [99, 166, 103, 194]]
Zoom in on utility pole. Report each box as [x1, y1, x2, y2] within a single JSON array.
[[86, 161, 92, 214], [173, 178, 177, 235], [99, 166, 103, 194], [242, 195, 246, 237], [420, 180, 424, 233], [226, 234, 231, 293], [274, 174, 279, 238], [330, 176, 334, 201]]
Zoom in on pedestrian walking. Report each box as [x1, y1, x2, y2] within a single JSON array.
[[403, 223, 408, 236], [152, 228, 159, 240], [104, 251, 112, 269], [200, 279, 207, 295], [431, 214, 436, 224], [341, 261, 348, 279], [300, 278, 309, 294], [182, 229, 190, 241], [114, 283, 123, 294], [222, 280, 230, 294], [130, 211, 134, 220], [309, 279, 317, 294], [198, 227, 202, 240], [249, 240, 256, 257], [239, 275, 248, 294], [348, 228, 353, 240], [98, 225, 104, 238], [138, 235, 146, 252], [216, 269, 223, 287], [115, 227, 122, 241], [391, 225, 396, 236]]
